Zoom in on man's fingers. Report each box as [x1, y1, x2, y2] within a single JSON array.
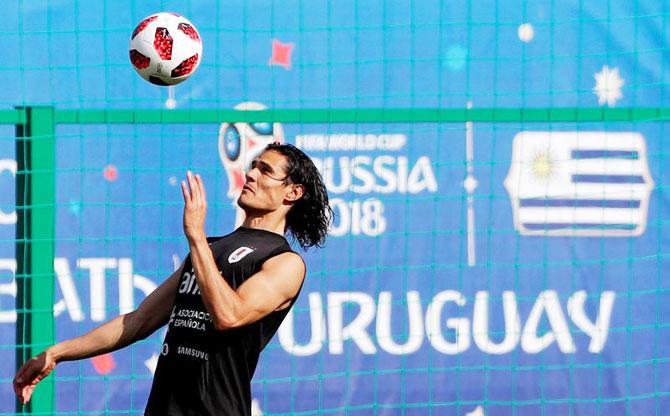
[[181, 180, 191, 204], [191, 172, 204, 205], [195, 174, 207, 206], [14, 353, 54, 405], [186, 171, 199, 202], [182, 171, 207, 209], [188, 171, 199, 203], [15, 380, 32, 404], [22, 385, 34, 404], [20, 387, 28, 403]]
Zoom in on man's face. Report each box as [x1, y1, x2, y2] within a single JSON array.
[[237, 150, 294, 213]]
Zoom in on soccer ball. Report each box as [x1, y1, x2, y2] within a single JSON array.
[[129, 12, 202, 86], [218, 102, 285, 200]]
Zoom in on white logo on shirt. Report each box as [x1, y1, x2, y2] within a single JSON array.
[[228, 246, 255, 263]]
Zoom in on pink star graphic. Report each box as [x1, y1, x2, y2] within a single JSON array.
[[91, 353, 116, 375], [103, 164, 118, 182], [269, 39, 294, 70]]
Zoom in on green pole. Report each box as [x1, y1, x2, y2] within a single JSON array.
[[15, 106, 55, 415]]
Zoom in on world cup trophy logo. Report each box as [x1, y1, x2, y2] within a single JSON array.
[[218, 102, 285, 226]]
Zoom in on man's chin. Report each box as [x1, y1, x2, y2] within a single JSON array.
[[236, 197, 249, 210], [237, 196, 260, 212]]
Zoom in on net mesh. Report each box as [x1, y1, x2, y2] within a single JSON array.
[[1, 1, 670, 415]]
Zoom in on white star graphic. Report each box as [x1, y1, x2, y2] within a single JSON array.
[[593, 65, 624, 107], [144, 353, 159, 375], [465, 405, 485, 416], [251, 399, 264, 416]]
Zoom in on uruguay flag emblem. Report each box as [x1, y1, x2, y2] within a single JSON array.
[[504, 131, 654, 237]]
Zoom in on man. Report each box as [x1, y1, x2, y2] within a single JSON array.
[[14, 143, 332, 415]]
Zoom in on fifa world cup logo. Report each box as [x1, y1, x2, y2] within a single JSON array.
[[218, 102, 285, 226]]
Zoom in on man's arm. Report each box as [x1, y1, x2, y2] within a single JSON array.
[[13, 264, 183, 404], [182, 171, 305, 331], [189, 238, 305, 330]]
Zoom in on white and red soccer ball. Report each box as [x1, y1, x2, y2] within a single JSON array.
[[129, 12, 202, 86]]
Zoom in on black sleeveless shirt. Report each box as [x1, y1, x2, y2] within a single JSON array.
[[145, 227, 300, 416]]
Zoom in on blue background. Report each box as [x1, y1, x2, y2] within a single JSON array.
[[0, 1, 669, 415]]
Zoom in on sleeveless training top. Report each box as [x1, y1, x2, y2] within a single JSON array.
[[145, 227, 300, 416]]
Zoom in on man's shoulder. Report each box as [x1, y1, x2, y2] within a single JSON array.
[[206, 235, 224, 245], [263, 251, 305, 273]]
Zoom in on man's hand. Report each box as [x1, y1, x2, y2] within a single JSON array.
[[12, 263, 184, 405], [181, 171, 208, 242], [13, 350, 57, 405]]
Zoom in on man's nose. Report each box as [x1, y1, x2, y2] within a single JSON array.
[[245, 167, 258, 182]]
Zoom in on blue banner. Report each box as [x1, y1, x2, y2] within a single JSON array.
[[1, 1, 669, 415]]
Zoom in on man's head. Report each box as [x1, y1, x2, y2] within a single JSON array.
[[237, 143, 332, 249]]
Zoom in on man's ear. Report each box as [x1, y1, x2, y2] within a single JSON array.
[[285, 184, 305, 202]]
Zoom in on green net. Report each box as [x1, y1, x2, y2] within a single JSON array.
[[2, 1, 669, 415]]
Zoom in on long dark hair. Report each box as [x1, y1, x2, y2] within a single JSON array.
[[264, 143, 332, 250]]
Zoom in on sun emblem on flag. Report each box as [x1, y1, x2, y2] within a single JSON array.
[[530, 151, 555, 181]]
